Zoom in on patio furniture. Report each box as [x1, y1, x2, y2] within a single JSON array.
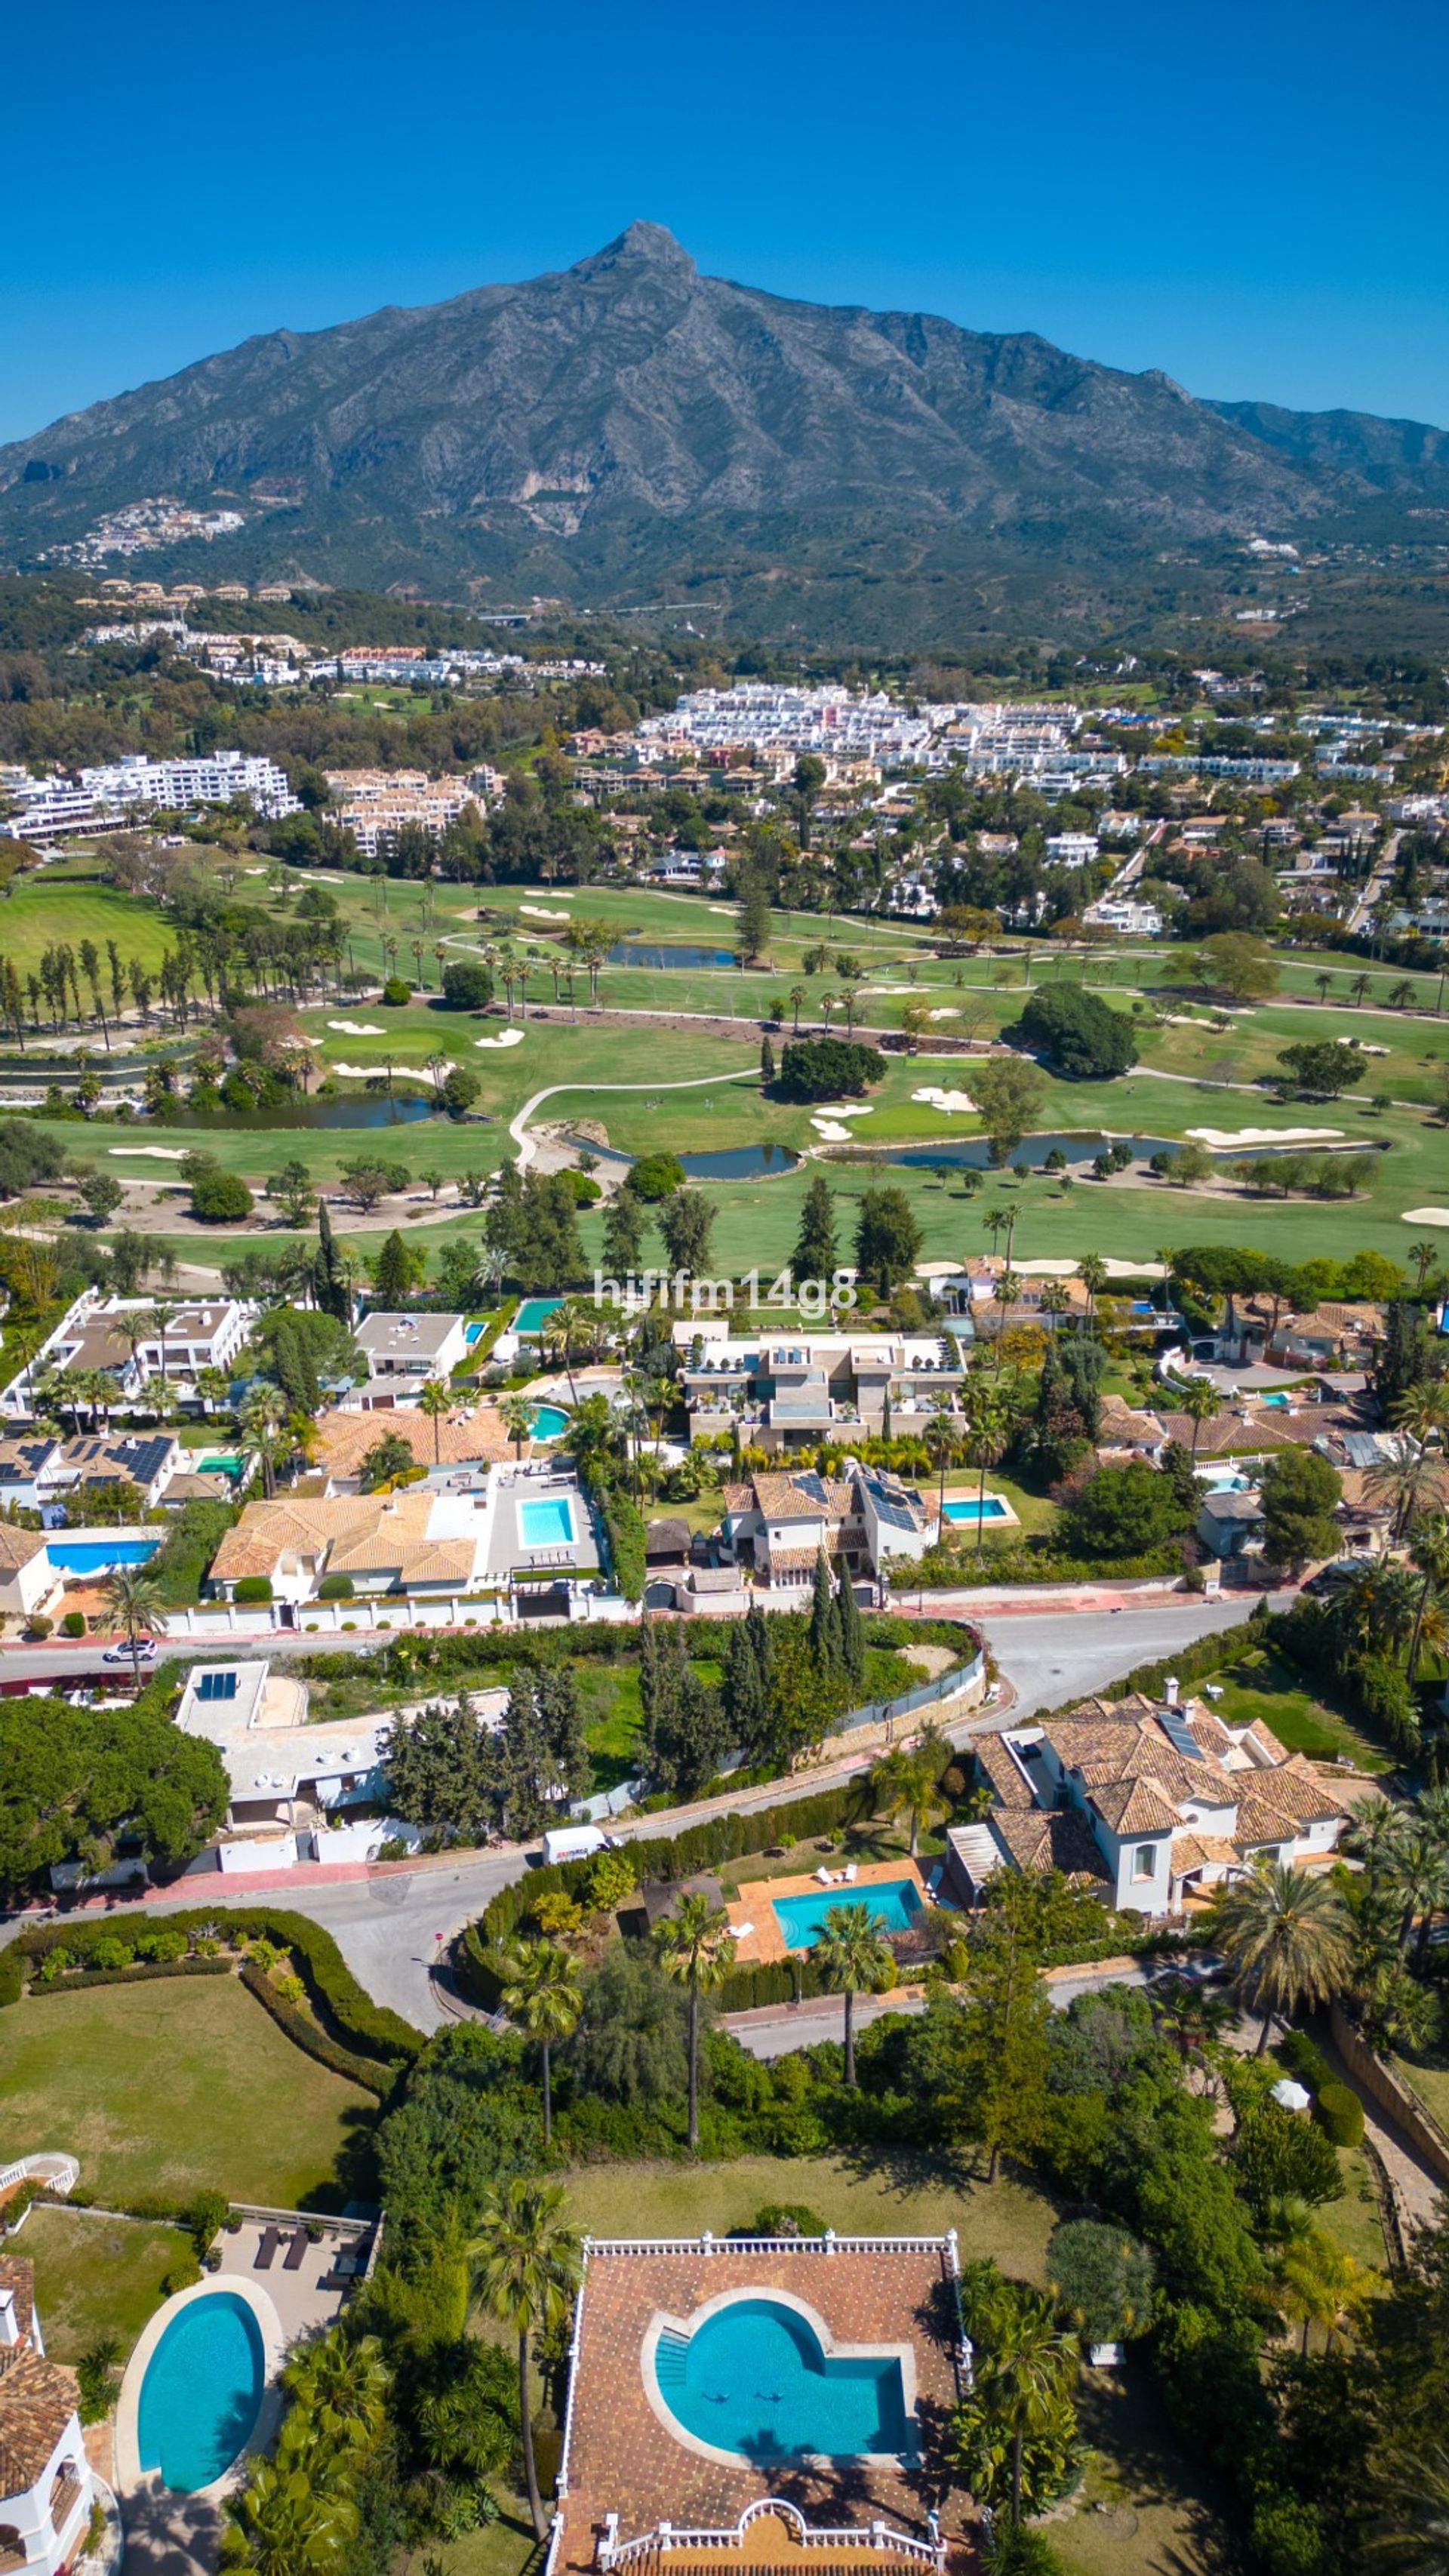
[[843, 1864, 858, 1882], [815, 1867, 831, 1885], [283, 2227, 309, 2271], [254, 2227, 280, 2270]]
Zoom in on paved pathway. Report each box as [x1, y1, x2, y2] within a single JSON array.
[[509, 1065, 758, 1170]]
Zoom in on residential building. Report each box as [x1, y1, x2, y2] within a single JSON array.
[[355, 1311, 470, 1389], [0, 1526, 54, 1618], [174, 1657, 422, 1866], [720, 1463, 932, 1587], [78, 750, 300, 819], [0, 2257, 94, 2576], [33, 1432, 183, 1516], [322, 769, 488, 855], [1, 1293, 254, 1419], [947, 1683, 1355, 1916], [208, 1465, 599, 1606], [1045, 833, 1100, 868], [1195, 1488, 1266, 1559], [679, 1328, 966, 1451], [0, 776, 126, 841], [1083, 897, 1164, 937]]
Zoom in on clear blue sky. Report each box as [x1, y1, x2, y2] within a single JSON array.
[[5, 0, 1447, 445]]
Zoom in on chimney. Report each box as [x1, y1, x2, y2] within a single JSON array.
[[0, 2288, 19, 2347], [1164, 1677, 1180, 1710]]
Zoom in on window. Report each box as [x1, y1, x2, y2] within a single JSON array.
[[1131, 1843, 1158, 1882]]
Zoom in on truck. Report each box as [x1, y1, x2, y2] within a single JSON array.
[[541, 1823, 610, 1867]]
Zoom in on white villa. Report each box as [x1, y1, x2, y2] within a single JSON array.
[[947, 1681, 1359, 1917], [0, 2257, 94, 2576], [174, 1657, 426, 1870], [721, 1463, 934, 1590], [353, 1311, 470, 1393], [1, 1293, 255, 1420]]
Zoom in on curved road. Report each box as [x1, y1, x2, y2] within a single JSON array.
[[509, 1066, 758, 1171], [2, 1597, 1258, 2030]]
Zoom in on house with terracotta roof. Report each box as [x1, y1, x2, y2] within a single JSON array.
[[721, 1463, 931, 1589], [0, 1527, 55, 1620], [0, 2257, 93, 2576], [949, 1682, 1357, 1916]]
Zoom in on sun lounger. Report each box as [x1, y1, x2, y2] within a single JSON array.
[[843, 1864, 858, 1883], [283, 2227, 309, 2271], [254, 2227, 280, 2270], [816, 1867, 832, 1885]]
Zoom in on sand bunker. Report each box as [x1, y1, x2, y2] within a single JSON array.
[[519, 904, 571, 921], [928, 1008, 961, 1020], [475, 1028, 525, 1049], [328, 1020, 386, 1036], [811, 1122, 854, 1141], [912, 1086, 978, 1114], [1185, 1125, 1343, 1148], [1401, 1208, 1449, 1226], [108, 1146, 187, 1160]]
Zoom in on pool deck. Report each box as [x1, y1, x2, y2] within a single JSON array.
[[555, 2239, 964, 2576], [939, 1486, 1019, 1534], [725, 1857, 931, 1967]]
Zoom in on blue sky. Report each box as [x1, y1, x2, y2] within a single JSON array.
[[4, 0, 1447, 445]]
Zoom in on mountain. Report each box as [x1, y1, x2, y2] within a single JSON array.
[[4, 222, 1448, 642]]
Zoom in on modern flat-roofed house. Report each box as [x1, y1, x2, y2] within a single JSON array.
[[680, 1331, 965, 1452], [174, 1657, 412, 1864], [355, 1311, 469, 1393], [946, 1684, 1355, 1917], [0, 2257, 94, 2576], [0, 1291, 254, 1418]]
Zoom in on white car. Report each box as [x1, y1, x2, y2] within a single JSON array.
[[101, 1638, 157, 1667]]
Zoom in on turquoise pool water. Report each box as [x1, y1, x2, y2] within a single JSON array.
[[531, 1403, 570, 1439], [519, 1494, 575, 1549], [47, 1538, 160, 1572], [654, 2296, 913, 2460], [515, 1296, 564, 1335], [943, 1497, 1009, 1525], [772, 1878, 922, 1950], [137, 2292, 265, 2491], [464, 1322, 485, 1346]]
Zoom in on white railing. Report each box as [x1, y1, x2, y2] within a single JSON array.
[[598, 2501, 945, 2573], [0, 2154, 79, 2196], [583, 2233, 958, 2260]]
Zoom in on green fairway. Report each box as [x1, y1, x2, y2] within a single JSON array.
[[0, 871, 174, 983], [18, 2204, 193, 2363], [3, 1977, 377, 2211]]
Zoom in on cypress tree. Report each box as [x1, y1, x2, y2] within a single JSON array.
[[760, 1035, 776, 1086], [313, 1197, 349, 1325], [792, 1176, 838, 1287], [809, 1547, 841, 1673], [724, 1617, 766, 1754], [745, 1597, 774, 1704], [881, 1386, 892, 1447], [374, 1227, 411, 1307], [835, 1562, 866, 1691]]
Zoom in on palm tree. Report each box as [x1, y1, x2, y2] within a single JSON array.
[[1351, 972, 1372, 1007], [654, 1891, 737, 2150], [924, 1393, 957, 1522], [978, 2291, 1079, 2526], [1364, 2444, 1449, 2576], [1384, 1825, 1449, 1966], [1411, 1240, 1441, 1291], [542, 1297, 595, 1404], [242, 1388, 286, 1498], [467, 2180, 581, 2541], [870, 1726, 943, 1858], [1344, 1796, 1414, 1897], [500, 1392, 535, 1462], [228, 2454, 358, 2574], [103, 1564, 165, 1687], [1209, 1861, 1354, 2051], [1272, 2226, 1371, 2357], [1077, 1251, 1108, 1326], [808, 1904, 892, 2085], [417, 1375, 453, 1465], [1177, 1374, 1220, 1460], [1407, 1510, 1449, 1682], [500, 1940, 583, 2147], [1315, 972, 1334, 1006], [1391, 980, 1419, 1013], [961, 1383, 1009, 1547], [279, 2330, 389, 2453], [789, 983, 807, 1035]]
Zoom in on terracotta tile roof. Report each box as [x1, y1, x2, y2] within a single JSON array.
[[975, 1736, 1037, 1810], [1091, 1777, 1180, 1836], [315, 1402, 507, 1476], [0, 1524, 48, 1572], [750, 1472, 852, 1522], [1097, 1395, 1167, 1448], [1171, 1830, 1241, 1873], [0, 2341, 78, 2492], [211, 1496, 375, 1583], [0, 2261, 35, 2346], [991, 1806, 1108, 1884], [762, 1543, 843, 1576]]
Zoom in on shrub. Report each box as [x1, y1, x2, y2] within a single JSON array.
[[238, 1960, 393, 2094], [24, 1614, 52, 1640], [749, 2202, 829, 2239], [317, 1574, 355, 1601], [1003, 983, 1139, 1079], [189, 2190, 230, 2250], [1275, 2028, 1332, 2094], [626, 1152, 685, 1202], [86, 1937, 135, 1973], [564, 1170, 601, 1205], [60, 1611, 87, 1638], [1313, 2082, 1364, 2147], [232, 1576, 273, 1604], [441, 962, 494, 1011], [190, 1167, 254, 1223], [160, 2253, 203, 2297], [380, 977, 413, 1006]]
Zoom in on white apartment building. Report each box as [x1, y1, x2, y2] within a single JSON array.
[[1, 1292, 256, 1420], [323, 769, 488, 854], [1045, 833, 1100, 868], [639, 684, 938, 768], [78, 749, 300, 819], [0, 777, 125, 841]]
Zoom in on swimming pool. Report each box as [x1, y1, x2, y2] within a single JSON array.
[[464, 1321, 486, 1346], [652, 2295, 913, 2461], [772, 1877, 923, 1950], [531, 1403, 570, 1440], [47, 1538, 160, 1573], [137, 2291, 265, 2491], [518, 1494, 575, 1550], [942, 1497, 1009, 1526], [515, 1297, 565, 1335]]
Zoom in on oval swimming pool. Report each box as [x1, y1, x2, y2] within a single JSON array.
[[531, 1403, 570, 1440], [137, 2291, 265, 2491]]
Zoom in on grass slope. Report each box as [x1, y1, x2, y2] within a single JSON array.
[[18, 2204, 193, 2363]]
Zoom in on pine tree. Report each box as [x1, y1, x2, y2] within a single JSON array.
[[491, 1680, 553, 1838], [374, 1227, 411, 1306], [835, 1562, 866, 1691], [760, 1035, 776, 1085], [646, 1627, 730, 1795], [792, 1176, 838, 1288], [809, 1547, 841, 1674], [723, 1617, 767, 1755], [538, 1664, 589, 1802]]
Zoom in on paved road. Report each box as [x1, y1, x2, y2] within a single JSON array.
[[2, 1596, 1260, 2030], [724, 1960, 1157, 2061]]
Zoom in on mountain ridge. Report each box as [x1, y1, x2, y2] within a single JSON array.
[[4, 223, 1447, 640]]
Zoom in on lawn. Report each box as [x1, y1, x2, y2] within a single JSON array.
[[18, 2204, 193, 2363], [1390, 2047, 1449, 2142], [1055, 2365, 1229, 2576], [1208, 1648, 1389, 1772], [3, 1977, 378, 2211], [1316, 2145, 1390, 2270]]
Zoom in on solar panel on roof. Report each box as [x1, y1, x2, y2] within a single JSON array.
[[1158, 1710, 1203, 1761]]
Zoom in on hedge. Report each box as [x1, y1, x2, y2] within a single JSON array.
[[919, 1540, 1186, 1590], [238, 1962, 395, 2094], [26, 1957, 232, 1996], [600, 1491, 646, 1602], [9, 1910, 422, 2060], [1314, 2081, 1364, 2147], [458, 1774, 874, 2011]]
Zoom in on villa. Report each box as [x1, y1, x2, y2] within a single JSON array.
[[947, 1681, 1358, 1916], [353, 1310, 471, 1393], [678, 1328, 967, 1452], [721, 1465, 933, 1590], [208, 1463, 600, 1609], [0, 1292, 256, 1420], [548, 2233, 962, 2576], [314, 1401, 509, 1486], [174, 1657, 429, 1867], [0, 2257, 94, 2576]]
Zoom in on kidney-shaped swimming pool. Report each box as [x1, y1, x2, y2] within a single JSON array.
[[137, 2291, 266, 2491], [652, 2294, 914, 2461]]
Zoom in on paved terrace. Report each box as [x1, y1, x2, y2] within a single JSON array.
[[555, 2239, 963, 2576], [724, 1859, 933, 1968]]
